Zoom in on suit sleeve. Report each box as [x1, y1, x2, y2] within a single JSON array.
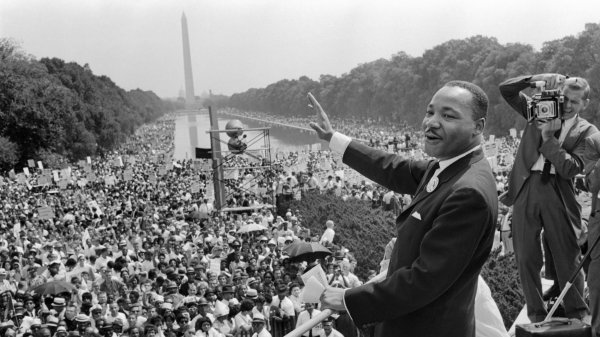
[[499, 75, 533, 120], [343, 186, 494, 325], [342, 140, 430, 195], [583, 132, 600, 193]]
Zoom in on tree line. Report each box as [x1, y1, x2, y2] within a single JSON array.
[[0, 38, 181, 172], [225, 23, 600, 135]]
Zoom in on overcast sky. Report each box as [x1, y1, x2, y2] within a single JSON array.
[[2, 0, 599, 98]]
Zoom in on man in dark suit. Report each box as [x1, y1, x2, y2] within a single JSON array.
[[583, 131, 600, 336], [499, 74, 596, 322], [309, 81, 498, 337]]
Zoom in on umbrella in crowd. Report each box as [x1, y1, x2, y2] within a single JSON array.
[[283, 241, 332, 263], [30, 280, 76, 296], [237, 222, 267, 234]]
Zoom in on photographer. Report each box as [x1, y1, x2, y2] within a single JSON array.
[[499, 74, 596, 322]]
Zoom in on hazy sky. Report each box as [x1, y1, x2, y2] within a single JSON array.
[[2, 0, 599, 98]]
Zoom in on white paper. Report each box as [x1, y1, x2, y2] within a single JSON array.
[[301, 276, 326, 303], [300, 264, 328, 286]]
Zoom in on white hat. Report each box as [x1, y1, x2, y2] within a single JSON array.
[[252, 313, 265, 323]]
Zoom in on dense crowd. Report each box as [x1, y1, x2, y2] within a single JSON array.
[[0, 114, 374, 337], [0, 108, 539, 337]]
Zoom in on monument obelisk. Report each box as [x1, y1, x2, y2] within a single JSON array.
[[181, 12, 195, 108]]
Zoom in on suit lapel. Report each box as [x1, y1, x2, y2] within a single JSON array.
[[561, 116, 580, 151], [405, 149, 484, 210]]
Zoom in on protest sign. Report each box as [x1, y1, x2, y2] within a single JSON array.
[[209, 258, 221, 275], [37, 176, 50, 186], [37, 206, 55, 220], [123, 170, 133, 181], [58, 179, 69, 189]]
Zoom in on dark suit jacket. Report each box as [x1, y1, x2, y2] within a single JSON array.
[[499, 76, 597, 229], [341, 140, 498, 337]]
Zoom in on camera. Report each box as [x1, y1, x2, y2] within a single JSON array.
[[527, 85, 564, 122]]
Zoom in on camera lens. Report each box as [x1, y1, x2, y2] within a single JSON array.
[[541, 106, 549, 113]]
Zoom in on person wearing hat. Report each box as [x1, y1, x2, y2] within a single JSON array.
[[270, 283, 295, 335], [295, 302, 323, 337], [111, 318, 124, 337], [251, 313, 270, 337], [51, 297, 67, 319], [245, 288, 259, 301], [212, 301, 234, 337], [178, 267, 197, 296], [163, 281, 184, 309], [75, 314, 92, 335], [44, 315, 59, 335], [40, 259, 66, 282], [90, 305, 103, 328], [23, 295, 38, 318], [189, 297, 215, 330], [219, 284, 235, 306], [98, 321, 114, 337], [55, 326, 68, 337]]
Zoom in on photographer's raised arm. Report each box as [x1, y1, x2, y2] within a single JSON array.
[[499, 73, 567, 119]]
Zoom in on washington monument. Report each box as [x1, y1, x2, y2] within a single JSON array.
[[181, 12, 195, 107]]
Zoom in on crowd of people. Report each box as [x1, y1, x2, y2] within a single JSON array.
[[0, 113, 375, 337], [2, 72, 597, 337]]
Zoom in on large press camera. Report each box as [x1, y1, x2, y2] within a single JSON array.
[[526, 81, 565, 122]]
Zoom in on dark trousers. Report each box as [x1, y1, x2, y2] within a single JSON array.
[[512, 173, 588, 322]]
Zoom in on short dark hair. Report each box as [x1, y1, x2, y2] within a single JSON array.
[[444, 80, 488, 120], [240, 299, 254, 311]]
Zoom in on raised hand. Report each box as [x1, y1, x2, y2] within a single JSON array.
[[531, 73, 567, 90], [308, 92, 334, 142]]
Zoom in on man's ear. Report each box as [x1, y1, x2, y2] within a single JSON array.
[[473, 118, 485, 136]]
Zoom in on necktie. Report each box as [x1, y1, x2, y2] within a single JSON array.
[[308, 312, 313, 337], [541, 124, 563, 183]]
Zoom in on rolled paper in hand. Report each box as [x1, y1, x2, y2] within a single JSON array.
[[284, 308, 333, 337]]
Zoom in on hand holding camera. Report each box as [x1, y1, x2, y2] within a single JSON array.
[[527, 73, 568, 122], [536, 118, 562, 141], [531, 73, 567, 90]]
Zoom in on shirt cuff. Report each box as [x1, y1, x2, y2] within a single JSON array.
[[342, 289, 355, 322], [329, 132, 352, 155]]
